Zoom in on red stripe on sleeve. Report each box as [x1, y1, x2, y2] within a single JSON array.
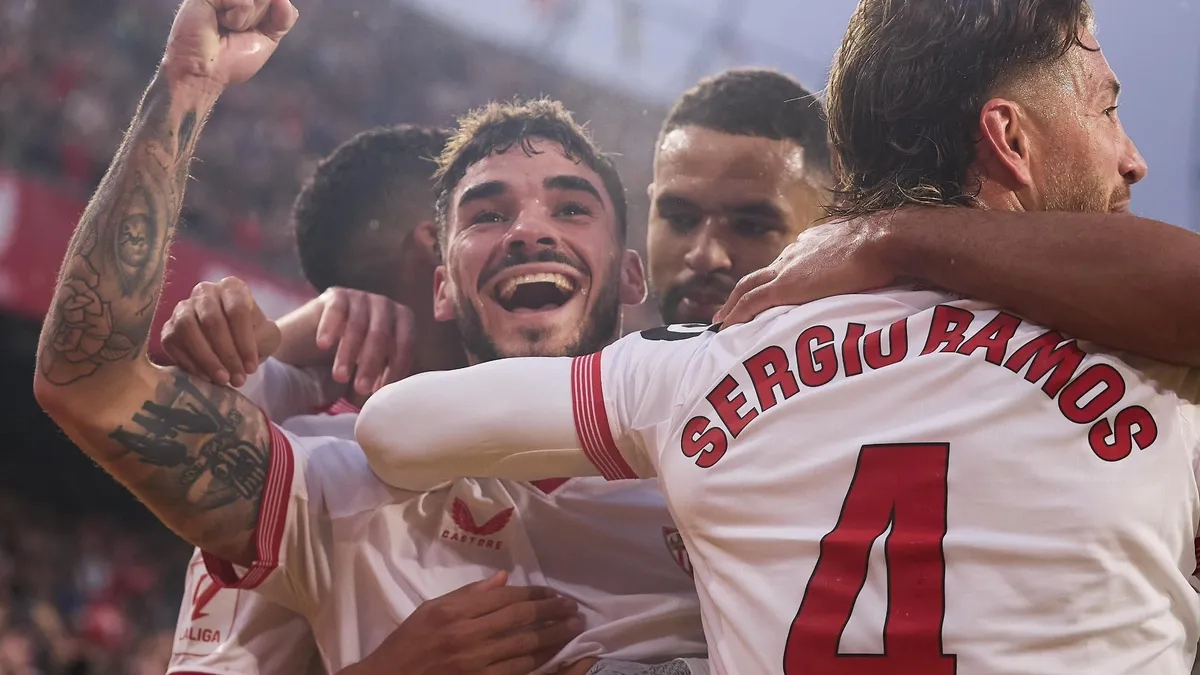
[[570, 353, 639, 480], [202, 423, 296, 589]]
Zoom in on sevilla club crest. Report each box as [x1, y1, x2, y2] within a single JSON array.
[[662, 527, 693, 577]]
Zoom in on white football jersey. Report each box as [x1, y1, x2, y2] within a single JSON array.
[[511, 478, 706, 663], [169, 358, 348, 675], [202, 428, 704, 672], [572, 289, 1200, 674]]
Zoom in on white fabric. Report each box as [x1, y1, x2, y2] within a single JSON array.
[[169, 362, 349, 675], [199, 433, 703, 673], [167, 549, 323, 675], [357, 288, 1200, 675], [358, 360, 597, 490], [239, 357, 344, 421]]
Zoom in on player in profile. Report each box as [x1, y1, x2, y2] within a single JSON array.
[[647, 68, 830, 325], [356, 1, 1200, 672], [32, 3, 704, 673]]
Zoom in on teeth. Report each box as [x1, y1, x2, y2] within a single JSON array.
[[497, 273, 576, 301]]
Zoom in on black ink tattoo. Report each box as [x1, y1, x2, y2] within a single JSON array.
[[110, 373, 269, 513], [37, 76, 198, 386]]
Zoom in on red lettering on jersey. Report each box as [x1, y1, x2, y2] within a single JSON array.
[[1089, 405, 1158, 462], [707, 375, 758, 438], [744, 346, 800, 412], [1003, 331, 1083, 397], [184, 627, 221, 643], [1058, 364, 1126, 424], [681, 416, 729, 469], [957, 312, 1021, 365], [443, 530, 504, 550], [864, 318, 908, 370], [842, 323, 866, 377], [796, 325, 838, 387], [921, 305, 975, 355]]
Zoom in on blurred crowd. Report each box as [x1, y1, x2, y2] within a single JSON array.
[[0, 0, 566, 277], [0, 0, 661, 279], [0, 491, 190, 675]]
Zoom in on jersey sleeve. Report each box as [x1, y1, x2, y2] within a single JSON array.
[[199, 424, 357, 616], [355, 324, 712, 489], [357, 358, 603, 491], [168, 549, 322, 675], [238, 358, 343, 421], [572, 324, 714, 479]]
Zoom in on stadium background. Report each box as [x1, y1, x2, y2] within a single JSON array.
[[0, 0, 1196, 671]]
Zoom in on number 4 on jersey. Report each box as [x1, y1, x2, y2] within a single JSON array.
[[784, 443, 958, 674]]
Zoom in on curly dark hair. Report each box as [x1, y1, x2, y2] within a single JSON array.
[[292, 124, 449, 293], [433, 98, 627, 248], [826, 0, 1095, 219], [659, 67, 831, 178]]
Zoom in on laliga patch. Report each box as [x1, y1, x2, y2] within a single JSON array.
[[175, 559, 239, 655]]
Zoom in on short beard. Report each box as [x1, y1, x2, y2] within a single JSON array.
[[455, 263, 623, 363]]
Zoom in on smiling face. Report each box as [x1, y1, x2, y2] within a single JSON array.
[[434, 138, 645, 362]]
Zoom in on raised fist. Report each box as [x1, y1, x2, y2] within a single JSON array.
[[161, 0, 299, 92]]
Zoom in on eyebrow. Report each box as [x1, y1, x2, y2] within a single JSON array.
[[457, 180, 507, 209], [654, 193, 701, 212], [728, 201, 784, 221], [544, 175, 604, 206], [655, 193, 783, 221], [1108, 79, 1121, 101]]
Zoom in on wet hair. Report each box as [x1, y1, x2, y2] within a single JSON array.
[[433, 98, 627, 248], [826, 0, 1095, 218]]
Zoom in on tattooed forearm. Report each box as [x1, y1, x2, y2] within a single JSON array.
[[37, 75, 210, 386], [111, 370, 270, 550]]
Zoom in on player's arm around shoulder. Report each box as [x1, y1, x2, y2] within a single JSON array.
[[355, 326, 709, 488], [356, 357, 594, 490]]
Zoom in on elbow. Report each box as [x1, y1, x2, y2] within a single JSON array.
[[357, 379, 456, 492], [33, 369, 77, 426]]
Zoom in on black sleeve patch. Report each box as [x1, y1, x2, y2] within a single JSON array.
[[638, 323, 721, 342]]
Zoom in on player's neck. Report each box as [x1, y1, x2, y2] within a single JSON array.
[[412, 319, 468, 374]]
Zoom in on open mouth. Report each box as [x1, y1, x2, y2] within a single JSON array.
[[493, 272, 578, 313]]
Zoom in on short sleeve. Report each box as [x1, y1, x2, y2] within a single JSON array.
[[200, 424, 355, 615], [571, 324, 715, 480], [238, 358, 343, 421], [168, 549, 323, 675]]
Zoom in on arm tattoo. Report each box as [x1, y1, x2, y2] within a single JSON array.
[[112, 371, 270, 532], [31, 75, 268, 559], [38, 76, 203, 386]]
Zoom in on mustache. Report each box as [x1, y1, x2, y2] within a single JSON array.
[[477, 248, 589, 291], [660, 274, 736, 308]]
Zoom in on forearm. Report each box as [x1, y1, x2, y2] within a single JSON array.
[[880, 209, 1200, 364], [36, 72, 214, 391], [273, 298, 331, 368], [34, 74, 262, 565]]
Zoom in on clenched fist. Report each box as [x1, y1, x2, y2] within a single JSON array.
[[161, 0, 299, 92]]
